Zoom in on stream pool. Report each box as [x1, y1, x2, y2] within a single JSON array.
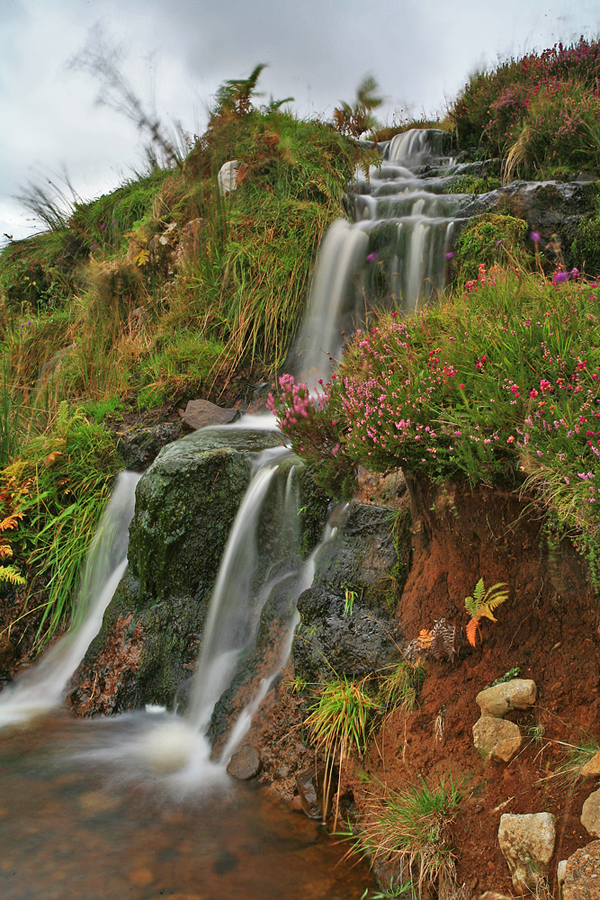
[[0, 713, 375, 900]]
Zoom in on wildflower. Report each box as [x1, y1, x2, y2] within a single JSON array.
[[444, 251, 455, 259], [507, 435, 515, 443], [530, 231, 541, 243], [530, 389, 539, 399], [366, 251, 378, 263], [552, 271, 569, 285]]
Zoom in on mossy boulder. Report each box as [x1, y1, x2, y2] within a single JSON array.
[[68, 427, 282, 713]]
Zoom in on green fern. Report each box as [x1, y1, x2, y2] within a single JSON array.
[[465, 578, 508, 646], [0, 565, 26, 587]]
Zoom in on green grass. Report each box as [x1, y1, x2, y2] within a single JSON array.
[[2, 404, 120, 645], [353, 777, 462, 900]]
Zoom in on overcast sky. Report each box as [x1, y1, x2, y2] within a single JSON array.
[[1, 0, 598, 242]]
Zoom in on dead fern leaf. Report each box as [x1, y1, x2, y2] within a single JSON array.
[[466, 616, 480, 648], [464, 578, 508, 646]]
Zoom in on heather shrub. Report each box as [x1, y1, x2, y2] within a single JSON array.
[[453, 213, 531, 280], [271, 267, 600, 575]]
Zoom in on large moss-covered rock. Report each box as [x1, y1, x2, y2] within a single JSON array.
[[69, 427, 281, 714]]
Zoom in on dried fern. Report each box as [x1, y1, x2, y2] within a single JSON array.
[[464, 578, 508, 647]]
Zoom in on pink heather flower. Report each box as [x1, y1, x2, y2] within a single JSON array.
[[530, 389, 539, 399], [552, 271, 569, 285], [444, 251, 455, 259], [540, 379, 552, 393], [366, 251, 378, 263], [507, 435, 515, 443], [530, 231, 540, 243], [510, 385, 521, 398]]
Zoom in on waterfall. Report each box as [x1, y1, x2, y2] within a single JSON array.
[[0, 471, 140, 726], [290, 128, 472, 385], [1, 128, 468, 780]]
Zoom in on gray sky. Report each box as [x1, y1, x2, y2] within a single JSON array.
[[1, 0, 598, 241]]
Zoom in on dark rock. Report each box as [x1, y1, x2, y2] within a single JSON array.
[[179, 399, 240, 431], [296, 764, 331, 820], [227, 744, 261, 780], [293, 501, 408, 683], [69, 428, 281, 713], [117, 423, 181, 471]]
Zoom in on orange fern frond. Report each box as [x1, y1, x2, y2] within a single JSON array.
[[466, 616, 480, 647], [417, 628, 433, 648], [0, 512, 23, 534]]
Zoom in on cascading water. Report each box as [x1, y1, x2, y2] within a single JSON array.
[[290, 128, 472, 384], [0, 128, 463, 899], [0, 470, 140, 726]]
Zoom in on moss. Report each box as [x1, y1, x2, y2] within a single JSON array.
[[454, 213, 530, 281]]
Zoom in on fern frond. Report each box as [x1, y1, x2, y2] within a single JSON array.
[[0, 511, 23, 534], [0, 543, 14, 559], [466, 616, 480, 647], [0, 565, 25, 586]]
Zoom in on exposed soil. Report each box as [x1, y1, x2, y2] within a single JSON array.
[[246, 474, 600, 897]]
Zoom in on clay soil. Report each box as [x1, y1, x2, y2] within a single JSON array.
[[249, 475, 600, 898]]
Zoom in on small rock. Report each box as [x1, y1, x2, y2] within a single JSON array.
[[557, 859, 567, 885], [473, 716, 522, 762], [563, 840, 600, 900], [476, 679, 537, 718], [179, 399, 240, 431], [580, 751, 600, 777], [226, 745, 260, 780], [498, 812, 556, 894], [478, 893, 514, 900], [296, 764, 330, 820], [581, 789, 600, 837]]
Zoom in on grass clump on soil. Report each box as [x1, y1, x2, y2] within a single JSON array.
[[353, 776, 462, 900], [304, 676, 378, 827]]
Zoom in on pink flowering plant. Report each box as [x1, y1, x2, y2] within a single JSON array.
[[267, 374, 354, 497], [272, 265, 600, 575]]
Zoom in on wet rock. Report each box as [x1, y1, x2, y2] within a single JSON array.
[[117, 423, 181, 471], [498, 812, 556, 895], [178, 399, 240, 431], [476, 679, 537, 718], [293, 501, 408, 683], [473, 716, 522, 763], [563, 840, 600, 900], [227, 745, 261, 780], [296, 764, 330, 820], [71, 428, 283, 712], [581, 788, 600, 837]]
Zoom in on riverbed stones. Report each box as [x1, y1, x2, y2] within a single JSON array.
[[498, 812, 556, 894], [475, 679, 537, 718], [581, 788, 600, 837], [473, 716, 522, 762], [562, 840, 600, 900], [296, 765, 330, 820], [227, 745, 261, 780]]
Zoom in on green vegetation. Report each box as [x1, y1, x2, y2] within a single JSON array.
[[272, 265, 600, 585], [352, 776, 462, 900], [449, 37, 600, 179]]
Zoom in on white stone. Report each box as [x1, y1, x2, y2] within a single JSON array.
[[473, 715, 522, 762], [581, 788, 600, 837], [476, 679, 537, 718], [218, 160, 244, 195], [498, 813, 556, 895]]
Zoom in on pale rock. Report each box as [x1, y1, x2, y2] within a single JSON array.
[[580, 751, 600, 777], [473, 715, 522, 762], [557, 859, 567, 885], [581, 789, 600, 837], [478, 893, 513, 900], [218, 160, 245, 195], [498, 812, 556, 895], [476, 679, 537, 718], [563, 840, 600, 900], [179, 399, 240, 431]]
